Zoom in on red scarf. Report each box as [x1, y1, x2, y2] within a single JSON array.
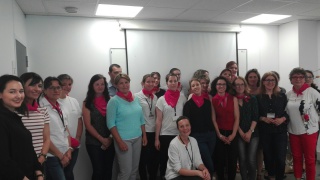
[[164, 89, 180, 108], [27, 100, 39, 111], [44, 96, 62, 116], [142, 88, 154, 99], [117, 91, 134, 102], [293, 83, 310, 97], [152, 87, 159, 93], [212, 93, 228, 108], [94, 96, 107, 117], [202, 92, 210, 100], [192, 94, 204, 108], [236, 94, 250, 102]]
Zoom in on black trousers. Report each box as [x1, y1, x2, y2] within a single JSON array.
[[159, 135, 176, 177]]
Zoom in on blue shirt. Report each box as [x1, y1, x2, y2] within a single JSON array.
[[108, 81, 117, 97], [107, 95, 145, 140]]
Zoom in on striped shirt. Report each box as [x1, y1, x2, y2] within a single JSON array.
[[21, 107, 50, 154]]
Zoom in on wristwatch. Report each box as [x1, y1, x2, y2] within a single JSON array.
[[250, 128, 254, 133], [37, 153, 47, 160]]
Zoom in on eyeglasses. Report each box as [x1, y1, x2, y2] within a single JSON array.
[[306, 76, 314, 79], [234, 84, 245, 87], [291, 76, 305, 80], [216, 83, 226, 86], [48, 86, 62, 91], [264, 79, 276, 83]]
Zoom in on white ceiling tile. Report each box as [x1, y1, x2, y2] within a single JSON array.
[[173, 9, 223, 21], [16, 0, 47, 14], [191, 0, 252, 11], [147, 0, 201, 9], [135, 7, 185, 19], [44, 0, 97, 3], [98, 0, 151, 6], [44, 1, 96, 15], [299, 7, 320, 16], [269, 2, 320, 14], [232, 0, 291, 13], [211, 12, 259, 23], [297, 0, 320, 3]]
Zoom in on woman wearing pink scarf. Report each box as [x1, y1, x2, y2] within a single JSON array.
[[155, 73, 187, 180], [286, 67, 320, 180], [83, 74, 114, 180]]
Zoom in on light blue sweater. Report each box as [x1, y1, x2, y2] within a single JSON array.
[[107, 95, 145, 140]]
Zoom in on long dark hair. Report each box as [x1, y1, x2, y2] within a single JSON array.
[[0, 74, 27, 115], [20, 72, 43, 105], [84, 74, 110, 110]]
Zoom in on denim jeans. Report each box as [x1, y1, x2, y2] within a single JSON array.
[[64, 148, 79, 180], [191, 131, 216, 174], [139, 132, 160, 180], [260, 131, 287, 180], [46, 157, 66, 180], [86, 143, 115, 180], [238, 136, 259, 180]]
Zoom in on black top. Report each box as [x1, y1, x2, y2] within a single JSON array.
[[256, 93, 289, 133], [0, 106, 41, 180], [85, 104, 111, 146], [239, 95, 259, 137], [183, 98, 214, 133], [155, 88, 166, 98]]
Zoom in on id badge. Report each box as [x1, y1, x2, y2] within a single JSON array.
[[267, 113, 275, 118], [172, 116, 180, 122], [149, 112, 154, 118]]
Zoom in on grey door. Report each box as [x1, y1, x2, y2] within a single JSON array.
[[16, 40, 27, 76]]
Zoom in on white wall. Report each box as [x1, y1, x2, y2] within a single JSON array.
[[279, 21, 299, 90], [237, 25, 280, 76], [26, 15, 125, 180], [0, 0, 27, 74]]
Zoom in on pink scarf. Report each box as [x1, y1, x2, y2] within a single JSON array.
[[27, 101, 39, 111], [202, 92, 210, 100], [164, 89, 180, 108], [293, 83, 310, 97], [94, 96, 107, 116], [192, 94, 204, 108], [236, 94, 250, 102], [212, 93, 229, 108], [142, 88, 154, 99], [117, 91, 134, 102]]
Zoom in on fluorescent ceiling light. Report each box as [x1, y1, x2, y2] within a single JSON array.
[[96, 4, 143, 18], [242, 14, 291, 24]]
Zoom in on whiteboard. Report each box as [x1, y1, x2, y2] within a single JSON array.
[[110, 48, 128, 74], [126, 30, 237, 93]]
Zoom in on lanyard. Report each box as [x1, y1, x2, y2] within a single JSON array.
[[45, 96, 65, 127], [179, 135, 193, 169], [145, 98, 153, 113], [174, 107, 176, 116]]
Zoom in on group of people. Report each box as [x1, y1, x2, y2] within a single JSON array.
[[1, 62, 320, 180]]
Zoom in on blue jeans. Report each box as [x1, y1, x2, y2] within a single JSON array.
[[46, 157, 66, 180], [191, 131, 216, 174], [238, 136, 259, 180], [64, 148, 79, 180], [260, 132, 287, 179], [86, 143, 115, 180]]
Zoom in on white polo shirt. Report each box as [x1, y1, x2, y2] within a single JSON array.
[[39, 97, 70, 157]]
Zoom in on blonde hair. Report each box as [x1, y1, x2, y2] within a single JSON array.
[[260, 72, 279, 95], [233, 76, 250, 95], [114, 73, 130, 85]]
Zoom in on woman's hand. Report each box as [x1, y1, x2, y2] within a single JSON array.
[[226, 133, 236, 144], [142, 135, 148, 146], [155, 139, 160, 151], [60, 155, 70, 167], [23, 176, 29, 180], [263, 117, 273, 124], [219, 134, 230, 144], [273, 118, 285, 126], [201, 169, 210, 180], [243, 131, 252, 143], [117, 140, 128, 151], [100, 137, 112, 149], [38, 156, 46, 164]]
